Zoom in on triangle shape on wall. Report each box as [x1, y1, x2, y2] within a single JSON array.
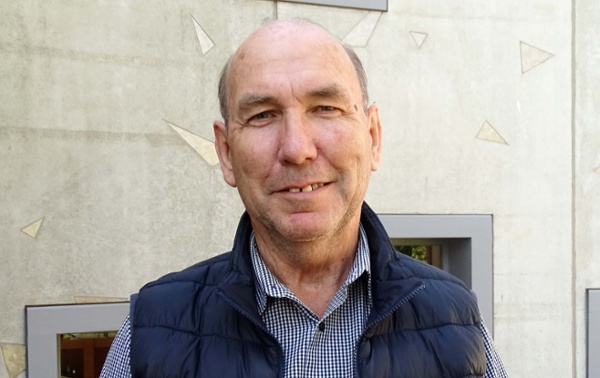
[[520, 41, 554, 73], [192, 16, 215, 55], [21, 217, 44, 239], [1, 343, 26, 378], [410, 31, 428, 49], [342, 11, 382, 47], [476, 121, 508, 145], [166, 121, 220, 166]]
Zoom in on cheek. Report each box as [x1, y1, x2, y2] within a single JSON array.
[[229, 135, 276, 181], [326, 127, 371, 162]]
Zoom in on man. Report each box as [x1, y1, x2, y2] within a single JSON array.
[[101, 19, 507, 377]]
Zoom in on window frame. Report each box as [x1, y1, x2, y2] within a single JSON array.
[[588, 289, 600, 377], [268, 0, 387, 11], [25, 302, 129, 377], [379, 214, 494, 334]]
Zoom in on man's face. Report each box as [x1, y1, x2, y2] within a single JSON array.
[[214, 22, 382, 246]]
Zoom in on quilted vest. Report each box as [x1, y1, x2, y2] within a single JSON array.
[[131, 203, 486, 377]]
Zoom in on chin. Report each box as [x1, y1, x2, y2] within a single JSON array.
[[283, 216, 351, 243], [280, 228, 327, 243]]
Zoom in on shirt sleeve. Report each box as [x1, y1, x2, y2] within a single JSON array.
[[100, 315, 132, 378], [480, 320, 508, 378]]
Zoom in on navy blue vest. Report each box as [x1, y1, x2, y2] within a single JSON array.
[[131, 203, 485, 377]]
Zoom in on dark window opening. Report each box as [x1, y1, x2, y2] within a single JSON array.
[[59, 331, 116, 378], [392, 242, 443, 269]]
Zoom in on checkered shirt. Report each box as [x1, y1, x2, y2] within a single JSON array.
[[100, 226, 508, 377], [249, 226, 371, 377]]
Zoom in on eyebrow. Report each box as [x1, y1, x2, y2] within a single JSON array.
[[307, 84, 352, 104], [235, 84, 353, 116], [238, 94, 277, 110]]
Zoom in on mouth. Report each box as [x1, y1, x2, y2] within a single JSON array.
[[287, 183, 325, 193]]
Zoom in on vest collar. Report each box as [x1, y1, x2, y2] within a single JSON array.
[[218, 202, 426, 328]]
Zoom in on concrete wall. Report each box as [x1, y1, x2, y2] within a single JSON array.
[[0, 1, 597, 377], [576, 1, 600, 377]]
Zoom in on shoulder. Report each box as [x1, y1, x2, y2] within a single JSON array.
[[371, 252, 482, 338], [385, 252, 480, 316], [133, 252, 234, 314]]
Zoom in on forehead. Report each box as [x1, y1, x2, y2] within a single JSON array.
[[227, 24, 361, 108]]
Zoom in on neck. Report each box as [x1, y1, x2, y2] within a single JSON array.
[[253, 225, 360, 318]]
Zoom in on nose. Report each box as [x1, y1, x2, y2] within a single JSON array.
[[277, 113, 318, 165]]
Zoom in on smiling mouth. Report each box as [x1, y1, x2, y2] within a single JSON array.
[[288, 183, 325, 193]]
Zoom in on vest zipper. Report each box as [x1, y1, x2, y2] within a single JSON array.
[[216, 289, 286, 378], [353, 282, 425, 378]]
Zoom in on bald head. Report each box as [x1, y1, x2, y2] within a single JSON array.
[[217, 19, 369, 124]]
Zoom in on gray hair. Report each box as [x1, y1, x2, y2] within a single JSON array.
[[217, 21, 369, 124]]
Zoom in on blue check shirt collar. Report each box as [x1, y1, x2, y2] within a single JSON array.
[[250, 224, 372, 315]]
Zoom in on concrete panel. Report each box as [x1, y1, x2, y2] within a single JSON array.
[[360, 2, 572, 376], [0, 2, 269, 377], [576, 1, 600, 377]]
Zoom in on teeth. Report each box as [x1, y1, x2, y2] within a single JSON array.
[[289, 183, 324, 193]]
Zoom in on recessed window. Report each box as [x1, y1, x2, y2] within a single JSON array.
[[269, 0, 387, 11], [380, 214, 494, 334], [588, 289, 600, 377], [26, 302, 128, 377]]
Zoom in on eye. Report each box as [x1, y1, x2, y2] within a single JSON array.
[[246, 111, 275, 126], [317, 105, 336, 112], [251, 111, 271, 120], [314, 105, 343, 117]]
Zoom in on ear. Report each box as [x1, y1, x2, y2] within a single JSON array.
[[213, 120, 237, 187], [367, 104, 383, 171]]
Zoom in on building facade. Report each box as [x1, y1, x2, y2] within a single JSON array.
[[1, 1, 599, 376]]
